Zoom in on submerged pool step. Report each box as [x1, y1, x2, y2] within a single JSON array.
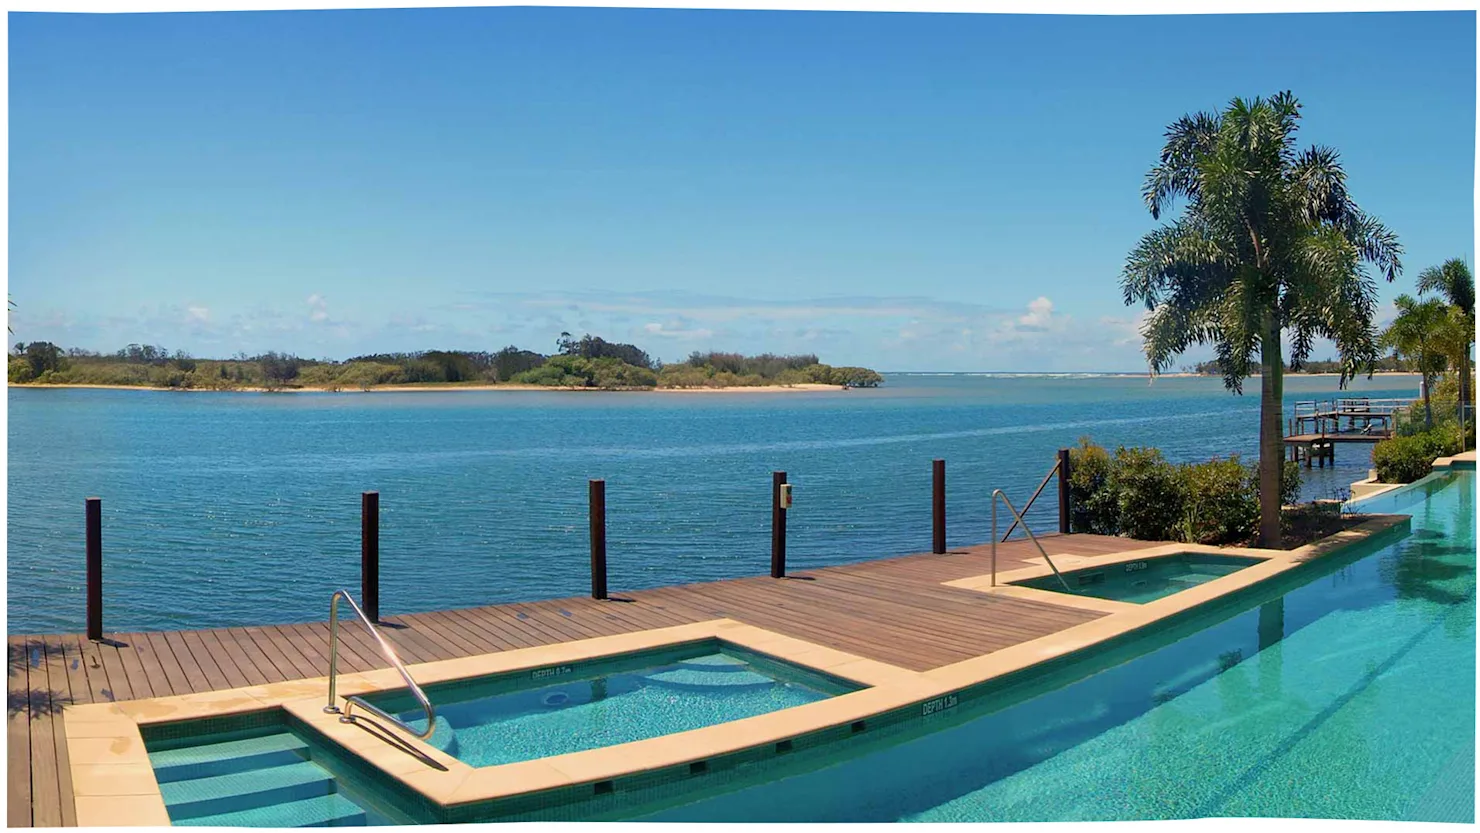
[[150, 732, 311, 783], [180, 793, 370, 828], [160, 760, 340, 820], [640, 665, 778, 691]]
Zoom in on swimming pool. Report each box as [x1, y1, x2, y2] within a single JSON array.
[[1015, 553, 1263, 604], [363, 643, 859, 768], [637, 468, 1475, 822], [144, 712, 416, 826]]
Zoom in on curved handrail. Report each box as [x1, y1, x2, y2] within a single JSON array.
[[324, 590, 436, 741], [990, 489, 1072, 593]]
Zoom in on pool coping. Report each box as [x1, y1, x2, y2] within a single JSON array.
[[1349, 448, 1475, 504], [61, 512, 1412, 825], [943, 543, 1278, 614]]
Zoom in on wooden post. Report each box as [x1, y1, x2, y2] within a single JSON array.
[[932, 459, 946, 554], [771, 471, 787, 578], [1057, 448, 1072, 534], [361, 491, 380, 623], [589, 479, 607, 600], [86, 497, 102, 642]]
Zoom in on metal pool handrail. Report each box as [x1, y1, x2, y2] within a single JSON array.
[[1000, 456, 1061, 542], [324, 589, 437, 741], [990, 489, 1073, 593]]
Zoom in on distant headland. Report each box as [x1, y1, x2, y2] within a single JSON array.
[[7, 332, 885, 393]]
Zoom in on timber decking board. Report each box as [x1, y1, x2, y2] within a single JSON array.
[[12, 533, 1166, 827]]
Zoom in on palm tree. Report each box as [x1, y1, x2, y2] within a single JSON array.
[[1122, 92, 1402, 548], [1380, 295, 1450, 428], [1416, 258, 1475, 423]]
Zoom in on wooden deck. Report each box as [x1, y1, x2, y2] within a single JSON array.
[[1285, 433, 1389, 444], [8, 533, 1160, 828]]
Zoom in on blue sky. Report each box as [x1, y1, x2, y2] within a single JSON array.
[[8, 8, 1475, 371]]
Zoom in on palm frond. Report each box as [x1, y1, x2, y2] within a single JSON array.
[[1143, 111, 1219, 219]]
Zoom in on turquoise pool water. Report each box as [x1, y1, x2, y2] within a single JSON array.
[[637, 469, 1475, 822], [379, 647, 855, 768], [1017, 553, 1263, 604], [145, 718, 412, 827]]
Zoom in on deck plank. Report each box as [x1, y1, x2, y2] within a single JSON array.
[[8, 639, 34, 828]]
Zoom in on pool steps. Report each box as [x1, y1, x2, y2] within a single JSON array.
[[150, 732, 381, 827]]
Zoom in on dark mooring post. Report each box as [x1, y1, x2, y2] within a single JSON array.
[[361, 491, 380, 623], [85, 497, 102, 642], [590, 479, 608, 600], [771, 471, 788, 578], [932, 459, 946, 554], [1059, 449, 1071, 535], [1057, 448, 1073, 534]]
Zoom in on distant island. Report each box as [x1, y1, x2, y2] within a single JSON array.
[[7, 332, 885, 392]]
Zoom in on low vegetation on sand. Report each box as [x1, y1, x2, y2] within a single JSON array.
[[7, 332, 884, 392]]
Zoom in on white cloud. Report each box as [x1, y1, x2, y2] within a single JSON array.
[[307, 294, 329, 323], [642, 320, 714, 340], [186, 306, 210, 323], [1016, 296, 1055, 331]]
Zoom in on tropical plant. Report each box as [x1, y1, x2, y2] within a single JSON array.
[[1380, 294, 1450, 428], [1416, 258, 1475, 427], [1121, 91, 1402, 547], [1372, 429, 1462, 484]]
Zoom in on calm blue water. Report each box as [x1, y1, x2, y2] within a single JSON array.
[[641, 468, 1476, 822], [7, 373, 1421, 633], [389, 651, 836, 767]]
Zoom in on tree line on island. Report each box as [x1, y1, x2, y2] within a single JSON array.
[[7, 331, 885, 391]]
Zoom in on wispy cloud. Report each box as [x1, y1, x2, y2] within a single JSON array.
[[307, 294, 330, 323]]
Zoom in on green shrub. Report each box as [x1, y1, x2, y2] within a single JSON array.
[[1372, 431, 1450, 484], [1068, 439, 1291, 546], [1107, 446, 1184, 541], [1282, 461, 1302, 507], [1178, 457, 1259, 545], [1067, 437, 1118, 535], [8, 357, 34, 383]]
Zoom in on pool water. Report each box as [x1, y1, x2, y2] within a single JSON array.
[[145, 722, 412, 826], [638, 469, 1475, 822], [382, 647, 856, 768], [1017, 553, 1263, 604]]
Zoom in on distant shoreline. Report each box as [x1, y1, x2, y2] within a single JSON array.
[[7, 382, 851, 394], [1162, 371, 1420, 379]]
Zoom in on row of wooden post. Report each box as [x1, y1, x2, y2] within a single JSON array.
[[82, 451, 1074, 641]]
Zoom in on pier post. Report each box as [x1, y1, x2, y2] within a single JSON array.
[[361, 491, 380, 623], [1057, 448, 1072, 534], [932, 459, 946, 554], [771, 471, 787, 578], [86, 497, 102, 642], [589, 479, 608, 600]]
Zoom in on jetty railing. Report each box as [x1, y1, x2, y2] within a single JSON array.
[[1291, 398, 1410, 438]]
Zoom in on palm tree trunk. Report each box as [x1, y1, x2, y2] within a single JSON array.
[[1460, 350, 1470, 420], [1422, 372, 1433, 429], [1257, 315, 1284, 549]]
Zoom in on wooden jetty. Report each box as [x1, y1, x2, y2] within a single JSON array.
[[1284, 397, 1409, 467], [8, 532, 1159, 828]]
